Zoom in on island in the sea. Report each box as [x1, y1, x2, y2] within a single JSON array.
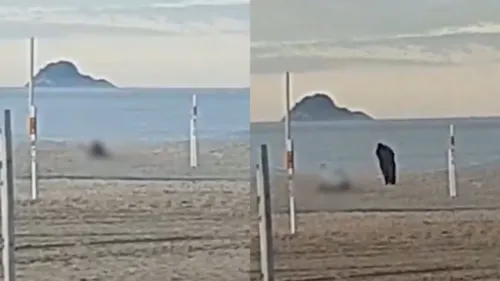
[[284, 93, 373, 121], [24, 60, 116, 88]]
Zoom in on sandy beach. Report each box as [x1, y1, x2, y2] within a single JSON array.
[[260, 166, 500, 213], [250, 166, 500, 280], [250, 210, 500, 281], [4, 138, 500, 280], [13, 140, 249, 183], [0, 140, 250, 281]]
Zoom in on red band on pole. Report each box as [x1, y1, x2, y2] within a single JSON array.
[[28, 117, 36, 135], [286, 150, 294, 170]]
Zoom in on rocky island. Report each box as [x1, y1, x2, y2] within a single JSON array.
[[25, 60, 116, 88], [284, 93, 373, 121]]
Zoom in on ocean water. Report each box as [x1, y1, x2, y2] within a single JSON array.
[[0, 87, 249, 142], [251, 117, 500, 175]]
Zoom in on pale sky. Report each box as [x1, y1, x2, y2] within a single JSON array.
[[0, 0, 249, 87], [251, 0, 500, 121]]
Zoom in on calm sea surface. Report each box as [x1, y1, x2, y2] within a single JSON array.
[[251, 118, 500, 175], [0, 87, 249, 142]]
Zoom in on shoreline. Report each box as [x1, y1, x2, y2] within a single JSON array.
[[11, 139, 250, 199], [10, 134, 249, 145], [250, 166, 500, 215], [13, 137, 249, 146]]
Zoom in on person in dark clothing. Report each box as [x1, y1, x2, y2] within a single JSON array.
[[375, 142, 396, 185], [88, 140, 110, 159]]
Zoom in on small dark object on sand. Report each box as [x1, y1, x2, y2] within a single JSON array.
[[317, 164, 351, 192], [317, 178, 351, 192], [88, 140, 110, 158]]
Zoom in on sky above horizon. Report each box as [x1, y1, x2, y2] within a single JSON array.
[[0, 0, 249, 87], [251, 0, 500, 121]]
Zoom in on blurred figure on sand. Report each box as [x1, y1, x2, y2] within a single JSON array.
[[318, 163, 351, 191], [87, 140, 111, 159]]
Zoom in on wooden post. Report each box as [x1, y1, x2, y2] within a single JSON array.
[[1, 109, 16, 281], [256, 144, 275, 281]]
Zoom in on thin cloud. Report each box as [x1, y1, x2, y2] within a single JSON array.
[[0, 18, 248, 38], [0, 21, 177, 38], [0, 0, 249, 38], [0, 0, 248, 9]]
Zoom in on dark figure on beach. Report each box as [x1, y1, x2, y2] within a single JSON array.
[[88, 140, 110, 159], [375, 142, 396, 185]]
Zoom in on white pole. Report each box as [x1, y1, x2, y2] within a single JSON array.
[[189, 94, 198, 168], [28, 37, 38, 200], [284, 71, 296, 234], [256, 145, 275, 281], [1, 109, 17, 281], [448, 124, 457, 198]]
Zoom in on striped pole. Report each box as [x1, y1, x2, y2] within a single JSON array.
[[284, 71, 296, 234], [28, 37, 38, 200], [448, 124, 456, 198], [189, 94, 198, 168]]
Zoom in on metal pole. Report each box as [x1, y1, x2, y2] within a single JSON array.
[[189, 94, 198, 168], [284, 71, 296, 234], [448, 124, 457, 198], [1, 109, 17, 281], [29, 37, 38, 200], [285, 72, 291, 140]]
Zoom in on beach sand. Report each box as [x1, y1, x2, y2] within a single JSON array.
[[250, 167, 500, 280], [13, 140, 249, 182], [0, 140, 251, 281], [250, 210, 500, 281], [5, 139, 500, 280], [257, 166, 500, 213]]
